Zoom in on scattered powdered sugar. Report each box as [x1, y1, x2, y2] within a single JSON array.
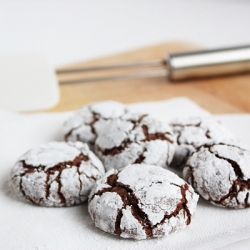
[[183, 143, 250, 208], [10, 141, 105, 206], [88, 164, 199, 240]]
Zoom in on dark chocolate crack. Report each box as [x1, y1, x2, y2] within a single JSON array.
[[171, 120, 202, 128], [205, 143, 247, 180], [134, 149, 146, 164], [128, 114, 148, 130], [55, 171, 66, 204], [17, 152, 90, 205], [107, 174, 153, 237], [175, 132, 182, 146], [21, 153, 88, 172], [141, 125, 174, 143], [217, 142, 247, 152], [97, 139, 132, 156], [184, 164, 196, 189], [89, 106, 130, 134], [88, 107, 129, 135], [87, 110, 100, 135], [90, 173, 192, 238], [244, 193, 249, 207], [81, 171, 97, 181], [180, 184, 192, 225], [142, 124, 174, 166], [65, 129, 74, 142], [90, 173, 153, 237], [77, 167, 83, 196], [152, 183, 192, 229], [205, 129, 212, 139]]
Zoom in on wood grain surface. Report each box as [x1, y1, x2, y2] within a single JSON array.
[[52, 42, 250, 114]]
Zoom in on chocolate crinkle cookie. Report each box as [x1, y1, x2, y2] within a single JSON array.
[[10, 141, 105, 206], [170, 116, 233, 169], [88, 164, 199, 240], [94, 112, 176, 171], [183, 143, 250, 208], [63, 101, 128, 149]]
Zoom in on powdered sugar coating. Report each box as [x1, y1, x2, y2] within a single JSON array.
[[63, 101, 128, 148], [170, 116, 234, 168], [10, 141, 105, 206], [183, 143, 250, 208], [95, 113, 176, 171], [88, 164, 199, 240]]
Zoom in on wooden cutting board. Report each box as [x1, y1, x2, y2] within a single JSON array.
[[52, 41, 250, 114]]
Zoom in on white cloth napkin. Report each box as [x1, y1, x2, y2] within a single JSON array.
[[0, 97, 250, 250]]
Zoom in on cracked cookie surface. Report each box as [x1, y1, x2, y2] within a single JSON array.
[[95, 112, 176, 171], [88, 164, 199, 240], [170, 116, 233, 169], [63, 101, 128, 149], [10, 141, 105, 206], [183, 143, 250, 208]]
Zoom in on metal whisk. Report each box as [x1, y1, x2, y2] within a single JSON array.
[[56, 45, 250, 84]]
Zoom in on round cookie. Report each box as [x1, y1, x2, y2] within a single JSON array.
[[88, 164, 199, 240], [183, 143, 250, 208], [63, 101, 128, 149], [10, 141, 105, 206], [170, 116, 233, 169], [94, 112, 176, 171]]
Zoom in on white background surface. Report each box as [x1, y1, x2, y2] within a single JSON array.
[[1, 0, 250, 66]]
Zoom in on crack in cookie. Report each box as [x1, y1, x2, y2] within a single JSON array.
[[105, 174, 153, 237], [134, 148, 147, 164], [141, 125, 174, 143], [87, 111, 99, 135], [97, 139, 132, 156], [127, 114, 148, 130], [167, 183, 192, 225]]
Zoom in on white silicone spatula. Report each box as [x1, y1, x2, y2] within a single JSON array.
[[0, 55, 60, 112]]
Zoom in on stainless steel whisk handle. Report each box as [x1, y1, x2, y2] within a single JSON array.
[[167, 45, 250, 81]]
